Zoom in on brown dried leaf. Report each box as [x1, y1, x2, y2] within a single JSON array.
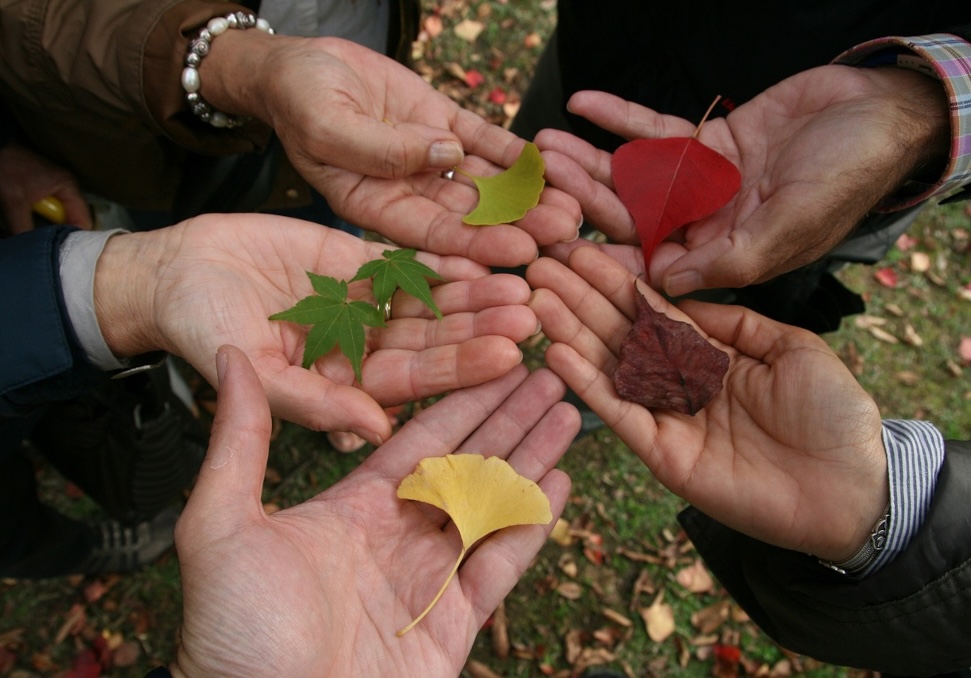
[[601, 607, 633, 627], [902, 324, 923, 347], [675, 559, 714, 594], [556, 581, 584, 600], [614, 286, 729, 415], [490, 600, 509, 659], [690, 599, 731, 634], [465, 659, 503, 678], [868, 326, 899, 344], [640, 590, 676, 642], [453, 19, 485, 42]]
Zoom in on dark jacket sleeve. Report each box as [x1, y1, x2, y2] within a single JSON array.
[[679, 439, 971, 676], [0, 226, 103, 416]]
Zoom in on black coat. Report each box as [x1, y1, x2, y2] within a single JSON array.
[[679, 440, 971, 674]]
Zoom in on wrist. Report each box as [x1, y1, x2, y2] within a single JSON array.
[[93, 232, 166, 359], [195, 22, 278, 124]]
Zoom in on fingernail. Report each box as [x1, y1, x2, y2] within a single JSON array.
[[429, 141, 464, 169], [665, 270, 703, 298], [216, 347, 229, 386], [564, 216, 584, 242], [532, 319, 543, 336], [355, 428, 384, 447]]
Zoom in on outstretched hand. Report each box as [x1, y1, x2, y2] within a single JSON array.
[[94, 214, 541, 444], [527, 246, 889, 562], [172, 346, 575, 678], [209, 34, 581, 266], [0, 142, 92, 235], [536, 65, 948, 294]]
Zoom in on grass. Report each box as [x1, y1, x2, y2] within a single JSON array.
[[2, 1, 970, 676]]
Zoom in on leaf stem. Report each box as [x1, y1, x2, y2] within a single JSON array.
[[692, 95, 722, 139], [396, 547, 466, 636]]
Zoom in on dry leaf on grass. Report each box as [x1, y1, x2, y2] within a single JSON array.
[[640, 590, 675, 642]]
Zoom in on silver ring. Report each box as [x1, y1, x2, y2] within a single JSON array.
[[383, 299, 392, 322], [441, 169, 455, 181]]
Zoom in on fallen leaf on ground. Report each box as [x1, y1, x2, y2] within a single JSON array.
[[640, 590, 675, 642], [453, 19, 484, 42], [874, 267, 898, 288], [675, 559, 714, 594], [396, 454, 552, 634]]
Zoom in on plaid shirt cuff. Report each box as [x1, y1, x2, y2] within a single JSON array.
[[834, 34, 971, 209]]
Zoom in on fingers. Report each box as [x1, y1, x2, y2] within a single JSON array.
[[390, 273, 533, 319], [364, 364, 533, 479], [539, 148, 636, 243], [459, 368, 576, 469], [262, 363, 392, 444], [360, 336, 526, 406], [55, 188, 94, 229], [565, 90, 698, 140], [181, 346, 273, 532]]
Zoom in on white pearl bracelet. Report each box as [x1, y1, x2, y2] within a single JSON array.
[[181, 11, 274, 128]]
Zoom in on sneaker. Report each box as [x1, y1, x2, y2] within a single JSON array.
[[29, 358, 207, 524], [77, 505, 180, 575], [0, 504, 178, 579]]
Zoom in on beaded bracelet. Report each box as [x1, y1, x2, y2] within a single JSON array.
[[181, 11, 274, 128]]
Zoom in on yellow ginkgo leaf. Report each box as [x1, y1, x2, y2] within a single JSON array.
[[460, 142, 546, 226], [395, 453, 552, 635]]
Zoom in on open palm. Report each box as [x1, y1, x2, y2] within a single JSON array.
[[527, 246, 888, 561], [536, 65, 945, 294], [260, 37, 581, 267], [172, 347, 575, 677], [101, 213, 539, 443]]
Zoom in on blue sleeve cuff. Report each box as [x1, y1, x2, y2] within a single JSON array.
[[0, 226, 102, 414], [864, 419, 946, 575]]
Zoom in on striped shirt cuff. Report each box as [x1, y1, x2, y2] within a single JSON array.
[[864, 419, 946, 575], [834, 33, 971, 209]]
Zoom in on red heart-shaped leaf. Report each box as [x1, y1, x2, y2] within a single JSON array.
[[612, 136, 741, 270]]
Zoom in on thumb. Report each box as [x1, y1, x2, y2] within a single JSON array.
[[183, 345, 273, 530], [656, 232, 759, 297], [334, 117, 464, 179]]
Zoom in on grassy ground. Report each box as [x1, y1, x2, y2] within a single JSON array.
[[2, 1, 970, 676]]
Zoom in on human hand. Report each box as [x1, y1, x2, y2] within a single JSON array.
[[94, 214, 541, 444], [171, 345, 575, 678], [204, 33, 581, 266], [527, 245, 888, 561], [0, 142, 92, 235], [536, 65, 948, 294]]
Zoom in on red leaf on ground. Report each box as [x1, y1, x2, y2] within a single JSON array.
[[613, 286, 729, 415], [63, 648, 101, 678], [612, 107, 740, 270], [488, 86, 507, 104], [464, 69, 485, 88], [874, 267, 898, 288]]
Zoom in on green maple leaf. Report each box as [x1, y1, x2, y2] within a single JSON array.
[[460, 141, 546, 226], [351, 249, 443, 320], [269, 272, 385, 382]]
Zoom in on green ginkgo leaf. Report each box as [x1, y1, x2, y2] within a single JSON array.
[[269, 272, 385, 382], [461, 142, 545, 226], [351, 249, 443, 319]]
